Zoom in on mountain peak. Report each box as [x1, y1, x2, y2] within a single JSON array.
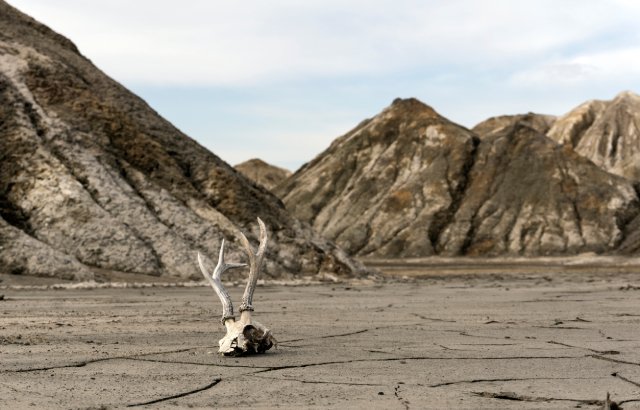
[[276, 100, 478, 257], [473, 112, 556, 138], [613, 90, 640, 102], [235, 158, 291, 191], [548, 91, 640, 180], [389, 97, 439, 118], [0, 0, 81, 55]]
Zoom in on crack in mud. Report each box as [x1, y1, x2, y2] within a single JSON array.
[[458, 343, 518, 346], [548, 340, 620, 355], [533, 325, 586, 330], [430, 376, 595, 387], [122, 357, 268, 369], [365, 349, 413, 357], [247, 373, 385, 387], [372, 322, 424, 330], [591, 355, 640, 366], [280, 329, 369, 343], [126, 378, 221, 407], [472, 391, 604, 405], [10, 349, 575, 376], [247, 355, 584, 375], [612, 372, 640, 388], [454, 331, 513, 340], [568, 317, 591, 322], [2, 347, 200, 373], [411, 313, 456, 322], [394, 383, 410, 410], [435, 344, 466, 351], [11, 348, 579, 376], [319, 329, 369, 339]]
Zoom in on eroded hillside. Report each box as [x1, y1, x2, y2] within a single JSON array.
[[0, 1, 368, 281]]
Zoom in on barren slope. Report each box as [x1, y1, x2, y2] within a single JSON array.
[[548, 91, 640, 180], [472, 112, 556, 137], [277, 98, 478, 257], [0, 1, 367, 281], [235, 158, 292, 191], [278, 100, 639, 257], [438, 123, 638, 255]]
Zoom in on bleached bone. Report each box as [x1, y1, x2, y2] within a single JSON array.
[[197, 217, 276, 356]]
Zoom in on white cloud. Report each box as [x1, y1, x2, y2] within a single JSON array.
[[6, 0, 640, 168], [510, 47, 640, 87], [572, 48, 640, 78], [510, 62, 597, 86], [8, 0, 640, 86]]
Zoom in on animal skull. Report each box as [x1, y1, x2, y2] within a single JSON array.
[[197, 217, 276, 356]]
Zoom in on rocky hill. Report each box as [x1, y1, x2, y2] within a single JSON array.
[[276, 98, 478, 257], [235, 158, 291, 191], [439, 121, 637, 255], [277, 99, 639, 257], [548, 91, 640, 180], [0, 1, 369, 281], [472, 112, 556, 137]]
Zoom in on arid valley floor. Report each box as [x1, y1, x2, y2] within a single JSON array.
[[2, 261, 640, 409]]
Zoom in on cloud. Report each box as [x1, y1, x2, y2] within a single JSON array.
[[510, 47, 640, 87], [573, 48, 640, 78], [7, 0, 640, 169], [9, 0, 640, 86], [509, 62, 598, 86]]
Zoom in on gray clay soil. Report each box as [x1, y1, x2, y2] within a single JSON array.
[[2, 266, 640, 409]]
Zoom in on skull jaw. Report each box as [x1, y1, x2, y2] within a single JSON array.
[[218, 319, 276, 356]]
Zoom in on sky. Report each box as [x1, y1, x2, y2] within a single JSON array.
[[8, 0, 640, 170]]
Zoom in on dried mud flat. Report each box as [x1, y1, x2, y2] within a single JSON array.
[[2, 263, 640, 409]]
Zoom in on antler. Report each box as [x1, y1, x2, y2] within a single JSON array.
[[238, 217, 268, 313], [197, 239, 246, 323], [198, 218, 276, 356]]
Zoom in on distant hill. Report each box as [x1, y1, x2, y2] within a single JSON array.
[[439, 121, 637, 255], [0, 1, 369, 281], [3, 0, 638, 275], [277, 98, 639, 257], [277, 98, 478, 257], [235, 158, 292, 191], [548, 91, 640, 181], [472, 112, 556, 137]]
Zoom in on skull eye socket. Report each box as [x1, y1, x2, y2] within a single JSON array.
[[243, 325, 261, 340]]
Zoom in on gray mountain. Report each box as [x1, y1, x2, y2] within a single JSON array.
[[472, 112, 556, 137], [438, 122, 637, 255], [276, 98, 478, 257], [0, 1, 368, 281], [547, 91, 640, 180], [277, 99, 639, 257], [235, 158, 292, 191]]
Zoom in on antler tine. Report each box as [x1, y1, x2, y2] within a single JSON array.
[[197, 239, 246, 324], [238, 217, 268, 313]]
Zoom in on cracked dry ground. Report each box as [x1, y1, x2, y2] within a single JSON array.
[[2, 272, 640, 409]]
